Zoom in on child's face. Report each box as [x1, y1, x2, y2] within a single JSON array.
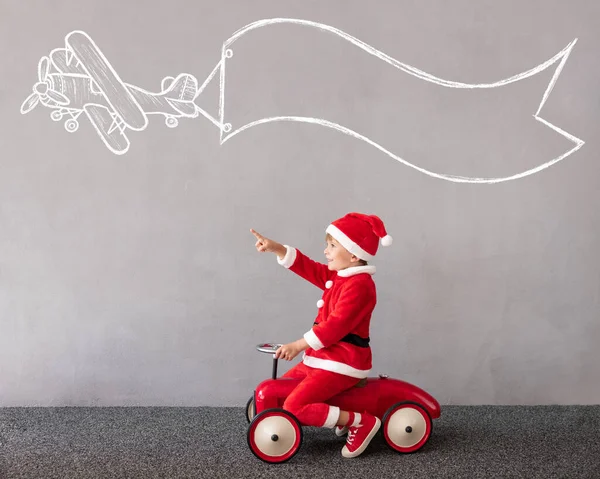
[[324, 236, 359, 271]]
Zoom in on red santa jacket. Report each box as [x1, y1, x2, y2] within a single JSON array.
[[278, 245, 377, 378]]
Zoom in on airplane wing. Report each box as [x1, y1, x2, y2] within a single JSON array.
[[50, 48, 87, 75], [67, 31, 147, 131], [84, 104, 130, 155]]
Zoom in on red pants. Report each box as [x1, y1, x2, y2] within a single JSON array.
[[282, 362, 361, 428]]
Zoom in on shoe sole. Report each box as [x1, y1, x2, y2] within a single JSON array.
[[341, 417, 381, 458]]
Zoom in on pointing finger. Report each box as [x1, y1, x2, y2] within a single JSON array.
[[250, 229, 264, 241]]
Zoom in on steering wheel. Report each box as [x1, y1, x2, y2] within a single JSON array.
[[256, 343, 283, 354]]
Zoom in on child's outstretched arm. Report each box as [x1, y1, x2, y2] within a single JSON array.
[[250, 229, 334, 289]]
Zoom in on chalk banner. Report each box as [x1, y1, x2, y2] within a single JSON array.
[[20, 18, 584, 184]]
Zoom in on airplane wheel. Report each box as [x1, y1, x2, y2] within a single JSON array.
[[165, 117, 178, 128], [248, 408, 302, 463], [65, 119, 79, 133], [51, 110, 63, 121], [382, 401, 432, 453], [246, 395, 255, 423]]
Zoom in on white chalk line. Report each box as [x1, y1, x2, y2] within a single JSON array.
[[221, 116, 583, 184], [224, 18, 577, 89], [219, 45, 231, 144], [217, 18, 584, 183], [536, 36, 573, 116], [195, 59, 223, 100]]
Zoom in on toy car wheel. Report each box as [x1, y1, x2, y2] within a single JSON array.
[[382, 401, 432, 453], [246, 395, 255, 423], [248, 408, 302, 463]]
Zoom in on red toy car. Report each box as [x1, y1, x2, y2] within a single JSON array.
[[246, 343, 441, 463]]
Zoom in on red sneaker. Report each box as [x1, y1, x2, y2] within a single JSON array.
[[341, 412, 381, 458], [335, 425, 348, 437]]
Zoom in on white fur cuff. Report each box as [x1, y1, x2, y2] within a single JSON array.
[[304, 329, 325, 350], [276, 245, 297, 269]]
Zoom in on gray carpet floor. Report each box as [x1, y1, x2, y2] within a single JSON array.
[[0, 406, 598, 478]]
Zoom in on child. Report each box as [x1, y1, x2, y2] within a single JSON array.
[[250, 212, 393, 458]]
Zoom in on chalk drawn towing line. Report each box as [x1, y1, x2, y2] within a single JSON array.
[[20, 18, 585, 184]]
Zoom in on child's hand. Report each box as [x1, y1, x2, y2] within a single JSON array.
[[275, 343, 301, 361], [275, 339, 309, 361], [250, 229, 286, 259]]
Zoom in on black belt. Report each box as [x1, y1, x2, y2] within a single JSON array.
[[313, 322, 370, 348]]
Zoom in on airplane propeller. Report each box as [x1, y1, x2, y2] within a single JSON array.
[[20, 56, 70, 114]]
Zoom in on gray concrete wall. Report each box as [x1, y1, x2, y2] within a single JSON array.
[[1, 0, 598, 406]]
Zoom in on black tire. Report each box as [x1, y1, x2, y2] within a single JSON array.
[[246, 395, 255, 423]]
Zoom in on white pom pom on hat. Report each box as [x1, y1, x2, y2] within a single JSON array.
[[381, 234, 393, 247]]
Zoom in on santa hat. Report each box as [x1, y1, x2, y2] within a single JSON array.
[[326, 212, 392, 261]]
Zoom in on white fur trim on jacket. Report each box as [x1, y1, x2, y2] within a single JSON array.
[[304, 329, 325, 350], [337, 265, 376, 277], [303, 355, 371, 378], [276, 245, 297, 269]]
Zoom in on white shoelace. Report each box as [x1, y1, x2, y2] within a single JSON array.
[[346, 425, 362, 444]]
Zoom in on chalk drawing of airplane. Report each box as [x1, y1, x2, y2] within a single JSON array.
[[20, 20, 585, 184], [20, 31, 204, 155]]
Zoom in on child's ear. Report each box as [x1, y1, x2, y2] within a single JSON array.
[[351, 255, 360, 263]]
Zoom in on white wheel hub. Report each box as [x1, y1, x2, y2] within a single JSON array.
[[387, 407, 427, 448], [253, 415, 297, 457]]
